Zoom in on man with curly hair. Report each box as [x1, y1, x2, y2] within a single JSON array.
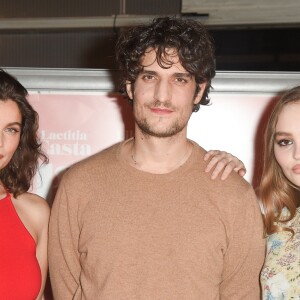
[[49, 17, 265, 299]]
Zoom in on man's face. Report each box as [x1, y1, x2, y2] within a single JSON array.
[[126, 48, 206, 138]]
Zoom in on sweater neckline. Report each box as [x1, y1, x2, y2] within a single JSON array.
[[116, 138, 198, 180]]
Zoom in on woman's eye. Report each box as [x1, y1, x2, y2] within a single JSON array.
[[5, 127, 20, 134], [277, 139, 292, 146]]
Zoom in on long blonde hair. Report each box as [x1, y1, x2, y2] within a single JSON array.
[[259, 85, 300, 236]]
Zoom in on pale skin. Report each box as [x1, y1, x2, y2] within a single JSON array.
[[122, 47, 245, 179], [0, 100, 49, 300], [274, 101, 300, 187]]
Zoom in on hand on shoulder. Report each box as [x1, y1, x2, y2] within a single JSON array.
[[204, 150, 246, 180]]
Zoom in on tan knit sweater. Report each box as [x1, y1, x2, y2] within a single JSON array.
[[49, 140, 265, 299]]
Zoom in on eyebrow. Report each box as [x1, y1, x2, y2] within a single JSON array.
[[140, 70, 157, 75], [274, 131, 292, 137], [174, 73, 193, 78], [140, 70, 192, 78], [7, 122, 22, 127]]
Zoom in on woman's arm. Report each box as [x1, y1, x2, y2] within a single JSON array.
[[34, 198, 50, 300], [17, 193, 50, 300]]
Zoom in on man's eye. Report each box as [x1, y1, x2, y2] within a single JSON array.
[[174, 77, 190, 85], [176, 78, 188, 83], [277, 139, 292, 146], [142, 75, 155, 80]]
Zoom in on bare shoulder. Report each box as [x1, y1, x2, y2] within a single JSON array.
[[16, 193, 50, 227], [18, 192, 49, 212], [11, 192, 50, 242]]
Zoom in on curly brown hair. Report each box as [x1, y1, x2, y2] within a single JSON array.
[[116, 17, 216, 112], [259, 85, 300, 236], [0, 69, 48, 197]]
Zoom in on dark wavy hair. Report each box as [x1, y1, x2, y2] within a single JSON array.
[[0, 69, 48, 197], [116, 17, 216, 112]]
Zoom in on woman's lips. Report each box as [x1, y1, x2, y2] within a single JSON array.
[[292, 164, 300, 174]]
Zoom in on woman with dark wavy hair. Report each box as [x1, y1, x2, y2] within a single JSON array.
[[0, 68, 49, 299], [207, 86, 300, 298]]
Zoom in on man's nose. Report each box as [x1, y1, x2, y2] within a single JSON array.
[[154, 79, 171, 103]]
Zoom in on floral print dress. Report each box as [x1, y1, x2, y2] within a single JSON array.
[[261, 207, 300, 300]]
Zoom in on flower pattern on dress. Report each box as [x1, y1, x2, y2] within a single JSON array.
[[261, 208, 300, 300]]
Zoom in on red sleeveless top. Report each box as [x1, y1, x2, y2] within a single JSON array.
[[0, 192, 41, 299]]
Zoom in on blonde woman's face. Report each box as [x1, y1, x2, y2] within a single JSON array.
[[274, 101, 300, 187], [0, 100, 22, 171]]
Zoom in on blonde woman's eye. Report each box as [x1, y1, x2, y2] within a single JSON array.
[[277, 139, 292, 146]]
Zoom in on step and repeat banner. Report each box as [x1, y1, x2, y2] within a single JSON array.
[[9, 68, 300, 202], [29, 92, 132, 202]]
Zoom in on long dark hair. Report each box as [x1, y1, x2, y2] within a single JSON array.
[[0, 69, 48, 197]]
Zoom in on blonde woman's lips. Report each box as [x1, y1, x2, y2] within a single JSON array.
[[292, 164, 300, 174]]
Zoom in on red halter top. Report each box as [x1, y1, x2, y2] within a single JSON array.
[[0, 192, 41, 299]]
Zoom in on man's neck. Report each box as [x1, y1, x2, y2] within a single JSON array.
[[124, 131, 192, 174]]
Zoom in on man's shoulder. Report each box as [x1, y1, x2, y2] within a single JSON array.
[[190, 142, 256, 203], [64, 142, 121, 178], [201, 168, 258, 216]]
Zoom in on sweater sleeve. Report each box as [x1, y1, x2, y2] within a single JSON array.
[[48, 174, 82, 299], [220, 186, 266, 299]]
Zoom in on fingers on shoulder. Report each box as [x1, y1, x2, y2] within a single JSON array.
[[204, 150, 221, 160]]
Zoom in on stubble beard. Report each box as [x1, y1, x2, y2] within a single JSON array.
[[133, 99, 193, 138], [135, 117, 187, 138]]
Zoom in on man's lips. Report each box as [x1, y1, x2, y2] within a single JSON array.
[[150, 107, 173, 115], [0, 154, 3, 159]]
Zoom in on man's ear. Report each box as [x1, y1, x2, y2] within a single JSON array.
[[193, 82, 207, 105], [126, 81, 134, 100]]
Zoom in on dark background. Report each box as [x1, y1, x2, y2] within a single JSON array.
[[0, 0, 299, 71]]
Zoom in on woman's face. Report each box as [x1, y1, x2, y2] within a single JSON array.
[[274, 101, 300, 187], [0, 99, 22, 171]]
